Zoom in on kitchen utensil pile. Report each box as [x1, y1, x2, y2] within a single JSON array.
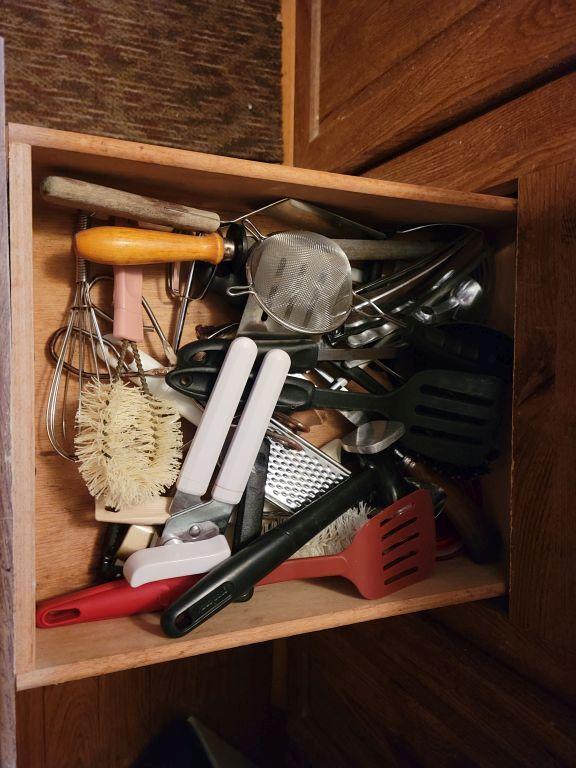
[[37, 177, 512, 637]]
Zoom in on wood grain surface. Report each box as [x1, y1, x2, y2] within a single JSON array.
[[293, 0, 576, 172], [9, 141, 36, 677], [434, 599, 576, 705], [0, 0, 282, 162], [25, 559, 505, 690], [17, 644, 279, 768], [510, 161, 576, 655], [368, 72, 576, 194], [0, 37, 17, 768], [287, 617, 576, 767], [8, 124, 516, 229]]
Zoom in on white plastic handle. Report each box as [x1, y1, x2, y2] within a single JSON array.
[[176, 336, 258, 497], [212, 348, 291, 505], [123, 536, 231, 587]]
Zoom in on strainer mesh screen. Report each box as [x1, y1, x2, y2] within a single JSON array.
[[249, 231, 352, 333]]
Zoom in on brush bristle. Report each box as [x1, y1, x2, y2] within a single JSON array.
[[262, 501, 374, 558], [75, 380, 183, 508]]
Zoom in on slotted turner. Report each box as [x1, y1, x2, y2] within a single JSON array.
[[168, 367, 504, 468], [261, 489, 435, 598], [36, 490, 434, 627], [304, 369, 504, 467]]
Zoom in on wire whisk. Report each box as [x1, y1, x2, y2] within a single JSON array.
[[46, 212, 112, 460]]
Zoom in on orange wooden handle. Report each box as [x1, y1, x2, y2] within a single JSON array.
[[74, 226, 226, 265]]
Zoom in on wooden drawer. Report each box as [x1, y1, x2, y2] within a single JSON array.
[[8, 124, 515, 690]]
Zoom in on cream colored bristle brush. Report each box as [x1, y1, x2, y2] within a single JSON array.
[[75, 263, 182, 508]]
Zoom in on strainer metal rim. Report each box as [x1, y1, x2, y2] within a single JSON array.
[[244, 230, 354, 334]]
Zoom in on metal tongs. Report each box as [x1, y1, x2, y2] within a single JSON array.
[[123, 337, 291, 586]]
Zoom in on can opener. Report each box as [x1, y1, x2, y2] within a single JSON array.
[[123, 337, 291, 586]]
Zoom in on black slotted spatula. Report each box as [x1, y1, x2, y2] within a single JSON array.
[[299, 369, 504, 468], [167, 366, 504, 468]]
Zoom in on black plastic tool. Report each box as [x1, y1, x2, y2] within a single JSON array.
[[161, 460, 391, 638], [176, 336, 395, 374], [412, 322, 514, 381], [233, 439, 270, 602], [166, 366, 504, 468]]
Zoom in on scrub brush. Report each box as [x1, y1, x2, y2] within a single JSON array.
[[261, 501, 375, 558], [75, 338, 182, 508]]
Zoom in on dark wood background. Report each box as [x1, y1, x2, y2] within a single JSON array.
[[287, 1, 576, 765], [0, 0, 282, 162], [293, 0, 576, 173]]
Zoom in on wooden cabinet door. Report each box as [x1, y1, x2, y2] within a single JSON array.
[[510, 161, 576, 654], [292, 0, 576, 173]]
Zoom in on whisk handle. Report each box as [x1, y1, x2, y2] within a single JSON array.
[[75, 227, 227, 265]]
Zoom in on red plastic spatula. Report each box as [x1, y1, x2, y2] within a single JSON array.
[[37, 490, 435, 627], [262, 488, 435, 598]]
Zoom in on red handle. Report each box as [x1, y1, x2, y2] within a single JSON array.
[[36, 552, 351, 628], [36, 575, 200, 627], [259, 553, 346, 585]]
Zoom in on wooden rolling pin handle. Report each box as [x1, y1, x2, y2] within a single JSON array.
[[41, 176, 221, 232], [74, 226, 226, 266], [399, 455, 501, 564]]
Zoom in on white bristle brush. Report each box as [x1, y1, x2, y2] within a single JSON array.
[[76, 260, 182, 508], [261, 500, 375, 558]]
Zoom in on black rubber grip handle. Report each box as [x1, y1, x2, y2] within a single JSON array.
[[177, 337, 326, 374], [161, 467, 380, 638], [166, 365, 318, 410], [166, 365, 391, 414]]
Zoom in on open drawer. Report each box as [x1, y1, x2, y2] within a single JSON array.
[[8, 124, 515, 690]]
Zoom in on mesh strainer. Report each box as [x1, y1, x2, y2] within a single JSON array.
[[228, 231, 354, 334]]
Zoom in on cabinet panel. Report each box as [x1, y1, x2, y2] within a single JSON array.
[[287, 619, 576, 767], [367, 72, 576, 194], [293, 0, 576, 172], [510, 160, 576, 654]]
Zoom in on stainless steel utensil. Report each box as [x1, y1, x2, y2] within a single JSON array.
[[228, 228, 354, 334], [46, 213, 113, 460]]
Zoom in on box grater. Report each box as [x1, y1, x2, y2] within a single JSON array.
[[265, 419, 350, 513]]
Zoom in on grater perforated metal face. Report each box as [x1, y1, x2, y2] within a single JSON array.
[[265, 421, 350, 512]]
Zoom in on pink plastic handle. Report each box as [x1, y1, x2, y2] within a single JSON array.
[[113, 265, 144, 342]]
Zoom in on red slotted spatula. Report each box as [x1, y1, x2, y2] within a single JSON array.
[[36, 490, 435, 627], [262, 488, 435, 598]]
